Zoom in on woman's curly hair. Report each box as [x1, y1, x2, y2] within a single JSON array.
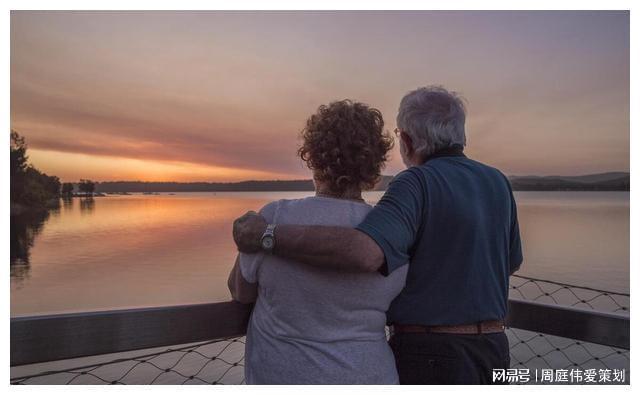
[[298, 100, 394, 194]]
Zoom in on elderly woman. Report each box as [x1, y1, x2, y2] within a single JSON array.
[[227, 100, 408, 384]]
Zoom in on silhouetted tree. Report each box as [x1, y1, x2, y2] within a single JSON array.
[[10, 130, 28, 202], [78, 179, 95, 196], [61, 182, 74, 196], [10, 130, 61, 208], [10, 131, 62, 279]]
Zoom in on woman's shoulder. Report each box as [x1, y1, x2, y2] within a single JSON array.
[[258, 200, 282, 223], [260, 196, 371, 225], [291, 196, 372, 211], [258, 198, 308, 222]]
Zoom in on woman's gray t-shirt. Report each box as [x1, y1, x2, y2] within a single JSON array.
[[238, 196, 408, 384]]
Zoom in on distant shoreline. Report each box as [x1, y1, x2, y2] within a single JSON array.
[[89, 172, 629, 193], [77, 190, 631, 196]]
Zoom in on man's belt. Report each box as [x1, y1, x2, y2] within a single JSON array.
[[392, 320, 505, 335]]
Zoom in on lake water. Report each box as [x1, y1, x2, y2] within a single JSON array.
[[10, 191, 629, 316]]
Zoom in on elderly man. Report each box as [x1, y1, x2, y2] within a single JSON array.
[[232, 86, 523, 385]]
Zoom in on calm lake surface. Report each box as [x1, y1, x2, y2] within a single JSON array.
[[10, 191, 629, 316]]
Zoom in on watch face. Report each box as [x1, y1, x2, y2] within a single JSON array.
[[262, 236, 274, 249]]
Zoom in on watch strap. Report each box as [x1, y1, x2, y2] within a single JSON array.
[[264, 223, 276, 237]]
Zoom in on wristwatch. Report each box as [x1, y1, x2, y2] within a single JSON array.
[[260, 224, 277, 253]]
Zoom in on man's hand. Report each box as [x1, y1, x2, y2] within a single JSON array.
[[233, 211, 268, 253]]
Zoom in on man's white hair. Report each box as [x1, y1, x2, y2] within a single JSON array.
[[396, 86, 467, 159]]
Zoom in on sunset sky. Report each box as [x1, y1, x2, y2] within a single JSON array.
[[11, 11, 629, 182]]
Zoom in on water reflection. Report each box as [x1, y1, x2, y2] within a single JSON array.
[[79, 197, 95, 214], [62, 196, 74, 211], [9, 192, 629, 316], [10, 199, 61, 283]]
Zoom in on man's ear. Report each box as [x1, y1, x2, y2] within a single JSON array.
[[400, 132, 414, 156]]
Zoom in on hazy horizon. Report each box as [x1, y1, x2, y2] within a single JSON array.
[[11, 11, 630, 183], [55, 170, 630, 185]]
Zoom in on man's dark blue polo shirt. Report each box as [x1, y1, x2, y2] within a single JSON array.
[[356, 148, 523, 326]]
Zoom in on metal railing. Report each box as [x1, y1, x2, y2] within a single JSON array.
[[10, 275, 630, 385], [505, 275, 629, 383]]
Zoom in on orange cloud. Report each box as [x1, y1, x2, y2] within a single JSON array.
[[28, 149, 299, 182], [11, 11, 629, 181]]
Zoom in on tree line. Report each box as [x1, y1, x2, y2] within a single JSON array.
[[11, 131, 61, 208], [10, 131, 96, 210]]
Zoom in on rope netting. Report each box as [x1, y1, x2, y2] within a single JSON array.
[[507, 329, 629, 371], [11, 337, 246, 385], [506, 276, 629, 384], [11, 276, 630, 385], [509, 275, 629, 314]]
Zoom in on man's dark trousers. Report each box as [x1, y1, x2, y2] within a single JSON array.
[[389, 332, 511, 384]]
